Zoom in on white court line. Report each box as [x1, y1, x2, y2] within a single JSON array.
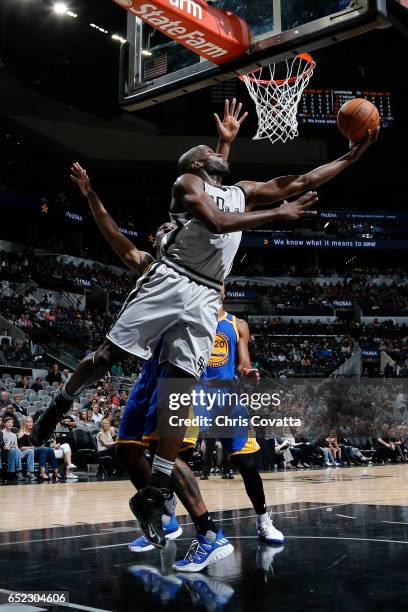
[[81, 503, 350, 551], [208, 535, 408, 545], [0, 532, 111, 547], [287, 535, 408, 545], [0, 589, 112, 612], [335, 514, 356, 519], [382, 520, 408, 525]]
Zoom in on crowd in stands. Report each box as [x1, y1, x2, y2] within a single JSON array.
[[0, 368, 130, 482], [225, 277, 408, 315], [191, 379, 408, 475], [0, 248, 134, 300], [251, 334, 354, 377], [248, 317, 408, 377], [0, 290, 138, 375]]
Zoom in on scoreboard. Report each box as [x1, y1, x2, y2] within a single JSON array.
[[298, 89, 394, 127]]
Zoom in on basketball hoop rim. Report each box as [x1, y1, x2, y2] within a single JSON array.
[[239, 53, 315, 86]]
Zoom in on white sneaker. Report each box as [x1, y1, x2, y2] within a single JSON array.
[[66, 472, 79, 480], [67, 464, 77, 470], [256, 514, 284, 544], [256, 543, 285, 575]]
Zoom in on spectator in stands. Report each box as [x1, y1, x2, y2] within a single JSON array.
[[0, 390, 11, 411], [91, 403, 103, 426], [60, 404, 80, 430], [31, 377, 44, 392], [2, 415, 35, 480], [12, 395, 27, 416], [46, 363, 62, 385], [18, 416, 62, 480], [111, 409, 122, 431], [317, 435, 336, 467], [61, 369, 71, 384], [96, 417, 117, 461], [118, 390, 128, 407], [110, 363, 124, 377], [77, 408, 93, 432], [69, 403, 81, 423], [3, 405, 20, 430], [16, 375, 30, 390], [376, 423, 400, 463], [48, 435, 77, 479], [326, 431, 343, 466]]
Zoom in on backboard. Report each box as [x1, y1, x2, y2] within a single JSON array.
[[119, 1, 389, 110]]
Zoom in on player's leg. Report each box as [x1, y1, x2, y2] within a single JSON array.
[[128, 362, 195, 547], [116, 367, 223, 555], [120, 441, 234, 566], [129, 280, 220, 547], [32, 340, 127, 445], [231, 451, 284, 544], [150, 363, 196, 485], [172, 454, 234, 573]]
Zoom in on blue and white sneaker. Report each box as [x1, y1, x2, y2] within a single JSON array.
[[173, 529, 234, 573], [256, 514, 284, 544], [178, 573, 234, 610], [129, 513, 182, 552], [129, 565, 183, 605]]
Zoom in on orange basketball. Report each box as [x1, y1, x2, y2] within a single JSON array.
[[337, 98, 380, 142]]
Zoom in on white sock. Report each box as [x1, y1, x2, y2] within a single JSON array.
[[164, 493, 177, 516], [151, 454, 175, 477]]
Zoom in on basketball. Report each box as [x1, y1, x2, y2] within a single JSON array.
[[337, 98, 380, 142]]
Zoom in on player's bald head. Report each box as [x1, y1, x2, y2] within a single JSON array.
[[178, 145, 212, 174]]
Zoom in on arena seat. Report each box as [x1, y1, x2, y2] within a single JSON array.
[[72, 429, 97, 470]]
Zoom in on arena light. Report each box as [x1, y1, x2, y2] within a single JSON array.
[[53, 2, 68, 14], [90, 23, 109, 34], [141, 49, 152, 56], [112, 34, 126, 43]]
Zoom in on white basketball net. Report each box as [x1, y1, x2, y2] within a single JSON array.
[[240, 53, 316, 144]]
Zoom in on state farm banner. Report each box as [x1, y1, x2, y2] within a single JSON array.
[[113, 0, 251, 64]]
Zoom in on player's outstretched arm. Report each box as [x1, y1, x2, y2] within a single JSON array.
[[174, 174, 318, 233], [215, 98, 248, 161], [236, 318, 260, 381], [70, 162, 154, 275], [238, 127, 379, 210]]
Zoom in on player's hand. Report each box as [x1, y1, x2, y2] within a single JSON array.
[[347, 126, 380, 162], [241, 367, 260, 382], [278, 191, 319, 221], [214, 98, 248, 144], [70, 162, 93, 197]]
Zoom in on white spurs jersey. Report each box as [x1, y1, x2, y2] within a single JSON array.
[[160, 182, 246, 289]]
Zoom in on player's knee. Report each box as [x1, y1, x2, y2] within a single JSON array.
[[93, 341, 120, 370]]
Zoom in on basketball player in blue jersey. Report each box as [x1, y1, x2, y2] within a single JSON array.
[[33, 89, 377, 549], [175, 294, 284, 561]]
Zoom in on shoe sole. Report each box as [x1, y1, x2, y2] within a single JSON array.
[[173, 543, 234, 573], [259, 535, 285, 544], [129, 526, 183, 552]]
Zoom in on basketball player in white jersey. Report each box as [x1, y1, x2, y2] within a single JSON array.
[[33, 95, 377, 547]]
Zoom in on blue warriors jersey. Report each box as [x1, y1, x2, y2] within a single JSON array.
[[205, 312, 239, 381]]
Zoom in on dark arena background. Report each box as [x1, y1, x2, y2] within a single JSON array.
[[1, 2, 408, 612]]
